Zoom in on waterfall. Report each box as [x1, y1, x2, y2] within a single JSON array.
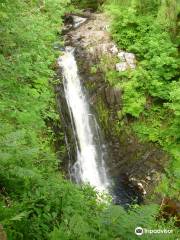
[[58, 47, 109, 191]]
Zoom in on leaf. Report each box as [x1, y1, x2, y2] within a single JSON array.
[[10, 212, 28, 221]]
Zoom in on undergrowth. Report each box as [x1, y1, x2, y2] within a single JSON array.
[[105, 0, 180, 198]]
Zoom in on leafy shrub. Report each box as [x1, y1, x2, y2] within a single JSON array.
[[105, 0, 180, 198], [122, 80, 146, 117]]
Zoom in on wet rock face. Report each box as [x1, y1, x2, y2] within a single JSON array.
[[62, 14, 88, 35], [72, 16, 87, 28], [107, 130, 169, 199], [104, 87, 122, 106], [116, 51, 136, 71], [55, 72, 77, 176], [60, 12, 169, 203]]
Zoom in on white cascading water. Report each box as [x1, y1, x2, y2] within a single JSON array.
[[58, 47, 109, 191]]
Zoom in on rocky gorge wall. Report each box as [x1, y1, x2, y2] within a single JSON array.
[[58, 11, 169, 204]]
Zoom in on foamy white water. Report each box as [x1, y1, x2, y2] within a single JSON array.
[[58, 47, 109, 191]]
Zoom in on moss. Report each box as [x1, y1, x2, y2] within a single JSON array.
[[95, 97, 109, 132]]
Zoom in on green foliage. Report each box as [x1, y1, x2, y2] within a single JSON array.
[[50, 203, 179, 240], [132, 104, 180, 197], [157, 0, 179, 38], [105, 0, 180, 198], [71, 0, 104, 10], [0, 0, 70, 238], [99, 54, 121, 86], [122, 79, 146, 117], [90, 65, 98, 74], [1, 0, 180, 239], [96, 98, 109, 131]]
